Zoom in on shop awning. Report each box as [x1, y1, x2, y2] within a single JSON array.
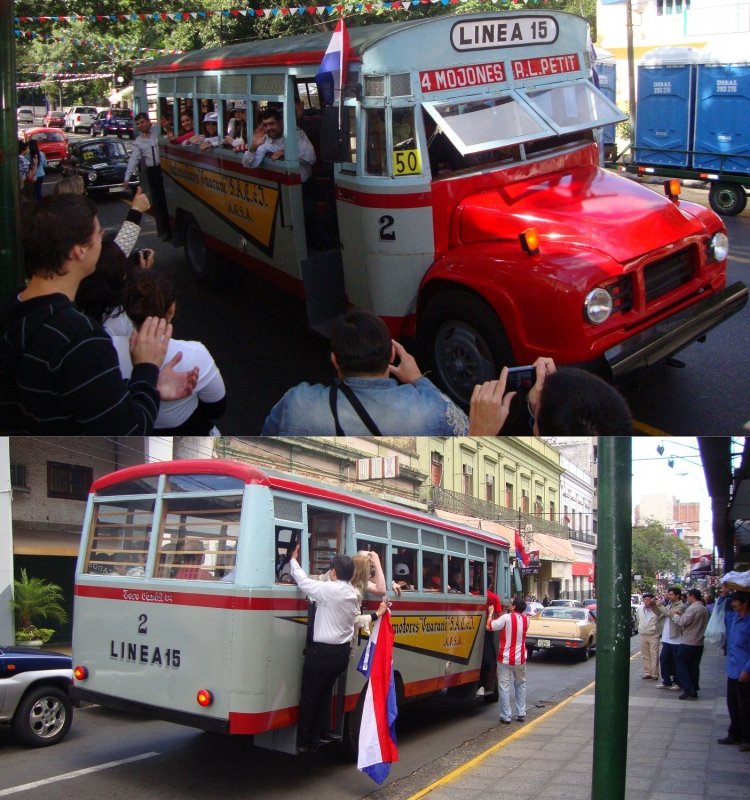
[[529, 532, 576, 563], [572, 561, 595, 578]]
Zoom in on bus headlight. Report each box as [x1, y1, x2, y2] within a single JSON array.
[[584, 287, 613, 324], [709, 232, 729, 263]]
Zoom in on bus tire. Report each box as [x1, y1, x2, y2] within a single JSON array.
[[709, 182, 747, 217], [183, 217, 225, 288], [419, 291, 514, 408], [340, 686, 366, 760]]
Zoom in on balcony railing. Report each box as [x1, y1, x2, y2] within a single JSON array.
[[423, 485, 575, 540]]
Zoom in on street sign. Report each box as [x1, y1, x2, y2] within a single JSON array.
[[707, 576, 719, 587]]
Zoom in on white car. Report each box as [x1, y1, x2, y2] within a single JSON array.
[[63, 105, 98, 134], [17, 107, 35, 123]]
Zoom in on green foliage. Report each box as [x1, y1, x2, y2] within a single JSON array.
[[14, 0, 599, 105], [11, 569, 68, 633], [632, 521, 691, 589]]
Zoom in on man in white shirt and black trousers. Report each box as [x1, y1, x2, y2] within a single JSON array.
[[290, 547, 364, 752], [123, 113, 171, 240]]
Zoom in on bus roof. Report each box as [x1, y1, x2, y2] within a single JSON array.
[[133, 11, 582, 76], [91, 459, 510, 549]]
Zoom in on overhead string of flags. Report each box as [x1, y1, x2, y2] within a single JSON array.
[[14, 0, 543, 26]]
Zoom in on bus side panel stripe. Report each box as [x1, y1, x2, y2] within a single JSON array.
[[336, 186, 432, 209]]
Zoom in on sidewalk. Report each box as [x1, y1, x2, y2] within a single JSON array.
[[414, 644, 750, 800]]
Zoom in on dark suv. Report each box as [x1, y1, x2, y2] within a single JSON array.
[[92, 108, 135, 139]]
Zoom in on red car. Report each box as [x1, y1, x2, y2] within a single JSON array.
[[23, 128, 67, 170], [43, 110, 66, 128]]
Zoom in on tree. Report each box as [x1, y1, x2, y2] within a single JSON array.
[[632, 521, 690, 590], [11, 569, 68, 642]]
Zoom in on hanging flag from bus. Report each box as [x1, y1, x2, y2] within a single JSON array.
[[357, 611, 399, 784], [316, 18, 350, 105]]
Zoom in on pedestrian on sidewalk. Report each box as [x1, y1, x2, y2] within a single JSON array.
[[653, 586, 686, 689], [636, 592, 662, 680], [487, 597, 529, 724], [717, 590, 750, 750], [669, 588, 710, 699]]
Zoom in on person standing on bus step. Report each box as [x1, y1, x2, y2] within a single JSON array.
[[289, 546, 362, 752], [477, 588, 502, 697], [487, 597, 529, 724], [242, 106, 316, 182], [261, 308, 470, 436], [122, 112, 171, 241]]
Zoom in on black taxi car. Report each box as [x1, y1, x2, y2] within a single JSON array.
[[0, 645, 73, 747], [62, 138, 139, 197]]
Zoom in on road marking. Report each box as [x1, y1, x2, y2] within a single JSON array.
[[0, 752, 160, 796], [406, 650, 641, 800], [632, 419, 669, 435]]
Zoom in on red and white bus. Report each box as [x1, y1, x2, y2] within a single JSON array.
[[71, 459, 510, 754], [132, 11, 747, 405]]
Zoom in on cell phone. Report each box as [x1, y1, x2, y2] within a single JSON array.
[[505, 365, 536, 393]]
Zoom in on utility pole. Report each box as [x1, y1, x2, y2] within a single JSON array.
[[0, 0, 24, 294], [626, 0, 637, 147], [591, 438, 632, 800]]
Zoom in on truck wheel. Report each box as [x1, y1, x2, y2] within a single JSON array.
[[11, 685, 73, 747], [709, 182, 747, 217], [419, 291, 514, 407], [183, 217, 225, 288]]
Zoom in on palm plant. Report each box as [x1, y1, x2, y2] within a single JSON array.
[[11, 569, 68, 643]]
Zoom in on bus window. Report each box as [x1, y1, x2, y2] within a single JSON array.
[[392, 547, 416, 591], [365, 108, 386, 175], [469, 560, 484, 595], [421, 552, 443, 591], [486, 550, 500, 594], [275, 527, 300, 583], [356, 539, 386, 564], [308, 511, 344, 575], [392, 107, 421, 176], [174, 539, 215, 580], [448, 557, 466, 594]]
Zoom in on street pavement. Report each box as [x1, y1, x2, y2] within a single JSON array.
[[408, 642, 749, 800]]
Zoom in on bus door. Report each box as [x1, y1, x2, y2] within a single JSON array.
[[331, 89, 436, 335]]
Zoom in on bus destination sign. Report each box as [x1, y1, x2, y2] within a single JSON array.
[[451, 16, 559, 52]]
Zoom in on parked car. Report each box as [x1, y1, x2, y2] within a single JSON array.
[[526, 606, 597, 661], [22, 128, 67, 170], [91, 108, 135, 139], [16, 107, 35, 123], [548, 599, 584, 608], [523, 601, 544, 617], [0, 645, 73, 747], [582, 598, 598, 610], [43, 110, 66, 128], [63, 105, 98, 134], [62, 138, 138, 197]]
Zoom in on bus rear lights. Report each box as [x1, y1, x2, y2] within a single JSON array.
[[73, 665, 89, 680], [519, 228, 540, 256], [663, 179, 681, 202], [196, 689, 214, 707]]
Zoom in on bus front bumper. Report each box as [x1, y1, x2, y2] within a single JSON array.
[[605, 281, 748, 380]]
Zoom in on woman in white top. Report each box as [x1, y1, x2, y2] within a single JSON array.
[[111, 269, 226, 434]]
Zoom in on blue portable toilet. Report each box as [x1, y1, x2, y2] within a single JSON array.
[[692, 40, 750, 174], [635, 47, 702, 168], [594, 46, 617, 149]]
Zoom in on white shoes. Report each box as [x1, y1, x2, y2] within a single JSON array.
[[476, 687, 485, 697]]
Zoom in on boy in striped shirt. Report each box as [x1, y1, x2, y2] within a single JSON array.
[[487, 597, 529, 724]]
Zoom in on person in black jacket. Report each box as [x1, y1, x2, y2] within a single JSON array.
[[0, 194, 196, 433]]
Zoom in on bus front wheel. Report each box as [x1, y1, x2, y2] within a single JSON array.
[[183, 218, 225, 288], [419, 291, 514, 408], [709, 182, 748, 217]]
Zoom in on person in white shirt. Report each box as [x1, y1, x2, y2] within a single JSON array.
[[122, 112, 171, 239], [290, 547, 383, 752], [636, 593, 663, 680], [242, 106, 316, 182], [199, 111, 221, 150], [110, 269, 226, 434], [224, 101, 248, 150]]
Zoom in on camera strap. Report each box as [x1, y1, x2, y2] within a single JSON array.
[[329, 381, 382, 436]]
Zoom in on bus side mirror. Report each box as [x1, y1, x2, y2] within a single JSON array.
[[320, 106, 352, 164]]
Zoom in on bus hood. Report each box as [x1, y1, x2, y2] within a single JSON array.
[[457, 165, 708, 263]]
